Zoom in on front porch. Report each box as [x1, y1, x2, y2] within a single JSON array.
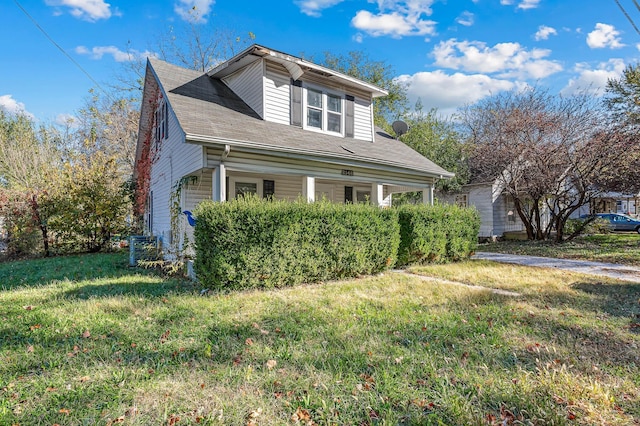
[[182, 168, 435, 211]]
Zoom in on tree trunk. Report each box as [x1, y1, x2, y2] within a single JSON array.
[[513, 198, 535, 240], [30, 194, 50, 257]]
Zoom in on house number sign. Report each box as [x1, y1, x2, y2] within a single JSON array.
[[341, 169, 354, 176]]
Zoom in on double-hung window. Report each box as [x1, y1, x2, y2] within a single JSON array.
[[305, 87, 343, 135]]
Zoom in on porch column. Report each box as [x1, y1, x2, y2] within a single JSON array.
[[371, 183, 384, 207], [302, 176, 315, 203], [212, 164, 226, 202], [422, 184, 434, 205]]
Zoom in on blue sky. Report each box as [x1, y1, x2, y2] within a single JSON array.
[[2, 0, 640, 123]]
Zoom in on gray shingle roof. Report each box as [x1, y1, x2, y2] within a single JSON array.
[[148, 57, 454, 178]]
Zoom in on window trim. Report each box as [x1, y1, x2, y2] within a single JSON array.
[[455, 194, 468, 208], [302, 84, 345, 137], [356, 189, 371, 204], [146, 191, 153, 233], [229, 176, 263, 199], [155, 99, 168, 144]]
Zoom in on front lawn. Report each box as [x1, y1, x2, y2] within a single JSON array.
[[480, 233, 640, 266], [1, 253, 639, 424]]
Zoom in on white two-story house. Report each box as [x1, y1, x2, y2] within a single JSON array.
[[135, 44, 453, 251]]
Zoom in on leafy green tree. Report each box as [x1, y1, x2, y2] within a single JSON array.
[[402, 102, 469, 192], [74, 91, 139, 178], [47, 150, 130, 253], [0, 109, 56, 189], [320, 51, 408, 127], [606, 63, 640, 128], [603, 64, 640, 193], [0, 110, 58, 256], [390, 102, 469, 205]]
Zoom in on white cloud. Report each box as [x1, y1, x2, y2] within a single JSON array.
[[351, 1, 437, 38], [295, 0, 345, 17], [396, 71, 524, 116], [534, 25, 557, 41], [75, 45, 154, 62], [432, 39, 562, 79], [456, 11, 474, 27], [500, 0, 540, 9], [174, 0, 215, 23], [55, 113, 78, 127], [0, 95, 34, 118], [352, 32, 364, 43], [587, 23, 625, 49], [561, 58, 626, 96], [45, 0, 114, 22], [517, 0, 541, 10]]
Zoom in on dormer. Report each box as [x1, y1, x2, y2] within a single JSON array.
[[207, 45, 388, 142]]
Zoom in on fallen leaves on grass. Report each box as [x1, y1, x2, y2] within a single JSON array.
[[266, 359, 277, 369], [291, 407, 314, 424], [82, 330, 91, 339], [247, 408, 262, 426]]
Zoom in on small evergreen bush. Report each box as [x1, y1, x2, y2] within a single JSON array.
[[396, 203, 480, 266], [194, 197, 399, 290]]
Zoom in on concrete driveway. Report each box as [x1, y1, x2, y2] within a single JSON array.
[[473, 252, 640, 283]]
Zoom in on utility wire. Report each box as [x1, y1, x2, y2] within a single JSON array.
[[633, 0, 640, 12], [614, 0, 640, 36], [13, 0, 114, 102]]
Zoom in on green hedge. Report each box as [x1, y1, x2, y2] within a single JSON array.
[[193, 197, 400, 290], [396, 203, 480, 266]]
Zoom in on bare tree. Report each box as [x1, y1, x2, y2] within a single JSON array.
[[112, 8, 254, 95], [459, 87, 633, 241]]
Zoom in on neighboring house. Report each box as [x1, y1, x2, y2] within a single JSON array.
[[589, 192, 639, 217], [438, 178, 551, 239], [135, 44, 453, 253]]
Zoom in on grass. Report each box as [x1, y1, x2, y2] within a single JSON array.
[[480, 233, 640, 266], [1, 252, 639, 425]]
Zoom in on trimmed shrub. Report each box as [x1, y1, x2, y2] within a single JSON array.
[[564, 217, 610, 236], [193, 197, 399, 290], [396, 203, 480, 266]]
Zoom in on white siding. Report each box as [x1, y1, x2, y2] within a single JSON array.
[[149, 100, 203, 249], [354, 96, 373, 141], [184, 172, 212, 211], [264, 63, 291, 125], [467, 186, 495, 238], [206, 148, 433, 187], [176, 172, 212, 255], [222, 59, 264, 118]]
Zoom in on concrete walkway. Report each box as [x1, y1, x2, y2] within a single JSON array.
[[473, 252, 640, 283]]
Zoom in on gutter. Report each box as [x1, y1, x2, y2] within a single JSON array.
[[185, 132, 455, 180]]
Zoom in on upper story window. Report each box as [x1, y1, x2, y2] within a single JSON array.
[[155, 99, 168, 143], [305, 87, 343, 135]]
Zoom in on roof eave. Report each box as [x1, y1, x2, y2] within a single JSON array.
[[208, 44, 388, 98], [185, 132, 452, 179]]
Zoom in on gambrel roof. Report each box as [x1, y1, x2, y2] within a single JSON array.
[[142, 56, 454, 179]]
